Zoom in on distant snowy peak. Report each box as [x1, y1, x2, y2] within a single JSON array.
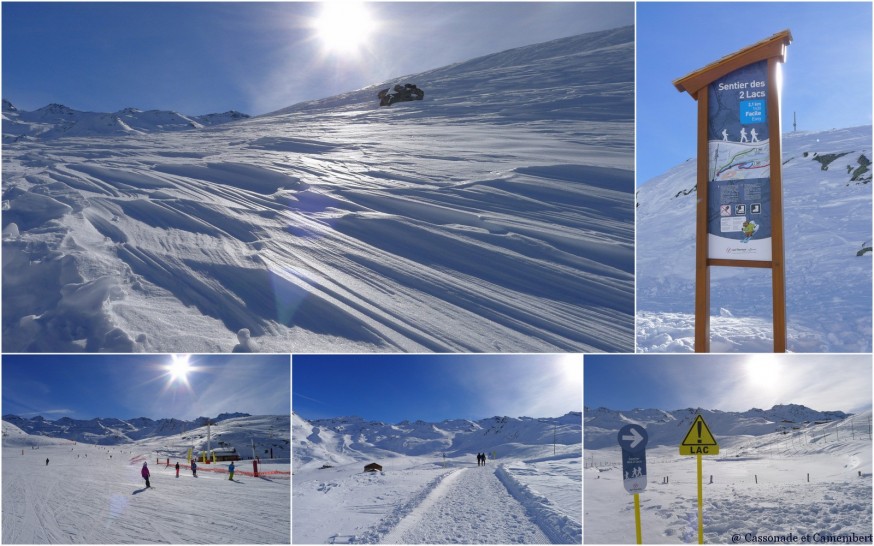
[[2, 102, 250, 141], [584, 404, 852, 449], [195, 110, 250, 125], [2, 412, 253, 444], [294, 412, 582, 463]]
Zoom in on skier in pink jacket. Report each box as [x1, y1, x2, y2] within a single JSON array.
[[141, 462, 151, 488]]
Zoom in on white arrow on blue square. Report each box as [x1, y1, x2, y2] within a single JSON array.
[[617, 424, 648, 454]]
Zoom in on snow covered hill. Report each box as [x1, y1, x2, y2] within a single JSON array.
[[2, 100, 249, 141], [293, 412, 582, 544], [2, 26, 634, 353], [584, 404, 851, 450], [3, 414, 289, 461], [584, 409, 872, 543], [637, 126, 872, 352], [294, 411, 582, 470], [2, 421, 290, 543]]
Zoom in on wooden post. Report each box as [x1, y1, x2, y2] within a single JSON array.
[[695, 90, 711, 352], [768, 56, 788, 352]]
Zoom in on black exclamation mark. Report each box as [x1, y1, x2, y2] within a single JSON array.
[[697, 420, 702, 444]]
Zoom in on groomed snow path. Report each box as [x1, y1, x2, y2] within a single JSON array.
[[376, 467, 551, 544]]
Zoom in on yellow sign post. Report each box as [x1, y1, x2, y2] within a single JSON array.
[[679, 415, 719, 544], [633, 493, 642, 544]]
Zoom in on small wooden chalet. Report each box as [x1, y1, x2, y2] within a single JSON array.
[[364, 462, 383, 473]]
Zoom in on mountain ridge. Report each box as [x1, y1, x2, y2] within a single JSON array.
[[293, 411, 582, 470], [1, 99, 250, 141], [2, 412, 252, 444], [584, 403, 856, 450]]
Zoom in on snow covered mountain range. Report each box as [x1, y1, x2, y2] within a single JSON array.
[[2, 25, 634, 353], [584, 404, 852, 449], [1, 413, 289, 455], [2, 99, 249, 141], [294, 411, 582, 470], [637, 125, 872, 352]]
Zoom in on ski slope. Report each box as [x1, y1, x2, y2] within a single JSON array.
[[637, 125, 872, 352], [2, 26, 634, 353], [2, 424, 290, 544], [584, 412, 873, 543]]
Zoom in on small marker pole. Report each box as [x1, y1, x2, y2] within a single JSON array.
[[634, 493, 642, 544], [697, 453, 704, 544]]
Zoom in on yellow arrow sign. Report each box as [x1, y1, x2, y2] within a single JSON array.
[[679, 415, 719, 455]]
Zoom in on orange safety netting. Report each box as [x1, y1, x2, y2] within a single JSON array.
[[172, 462, 289, 477]]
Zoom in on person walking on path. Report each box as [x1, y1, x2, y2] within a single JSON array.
[[175, 462, 180, 478], [141, 462, 151, 488], [228, 461, 235, 481]]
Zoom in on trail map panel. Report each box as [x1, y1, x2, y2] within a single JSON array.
[[706, 60, 772, 261]]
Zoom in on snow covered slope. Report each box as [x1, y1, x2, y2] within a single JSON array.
[[584, 410, 872, 543], [2, 26, 634, 353], [637, 126, 872, 352], [2, 422, 290, 544], [293, 412, 582, 544]]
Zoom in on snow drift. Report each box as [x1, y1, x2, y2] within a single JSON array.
[[2, 26, 634, 353]]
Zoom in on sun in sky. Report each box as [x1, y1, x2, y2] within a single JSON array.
[[312, 1, 379, 55], [742, 354, 783, 393], [165, 354, 195, 388], [557, 355, 583, 387]]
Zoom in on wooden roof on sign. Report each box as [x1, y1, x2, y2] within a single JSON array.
[[673, 30, 793, 99]]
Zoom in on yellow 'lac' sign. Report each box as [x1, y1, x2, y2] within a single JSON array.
[[679, 415, 719, 455]]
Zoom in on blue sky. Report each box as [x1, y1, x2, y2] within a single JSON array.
[[2, 2, 632, 116], [2, 354, 290, 420], [584, 354, 872, 414], [637, 2, 873, 185], [293, 354, 582, 423]]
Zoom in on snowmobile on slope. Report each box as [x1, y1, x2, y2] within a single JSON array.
[[378, 83, 425, 106]]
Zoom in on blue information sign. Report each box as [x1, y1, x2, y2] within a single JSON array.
[[706, 60, 773, 261], [618, 424, 648, 494]]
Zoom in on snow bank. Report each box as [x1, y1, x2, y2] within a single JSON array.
[[496, 463, 582, 544]]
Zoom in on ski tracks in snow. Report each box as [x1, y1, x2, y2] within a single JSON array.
[[368, 466, 555, 544]]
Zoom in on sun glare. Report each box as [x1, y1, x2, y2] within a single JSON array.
[[743, 355, 783, 390], [557, 356, 583, 387], [167, 354, 192, 383], [313, 2, 377, 54]]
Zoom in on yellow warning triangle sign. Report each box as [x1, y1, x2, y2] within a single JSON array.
[[681, 415, 718, 446]]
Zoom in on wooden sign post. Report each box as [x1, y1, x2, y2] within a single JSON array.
[[673, 30, 792, 353]]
